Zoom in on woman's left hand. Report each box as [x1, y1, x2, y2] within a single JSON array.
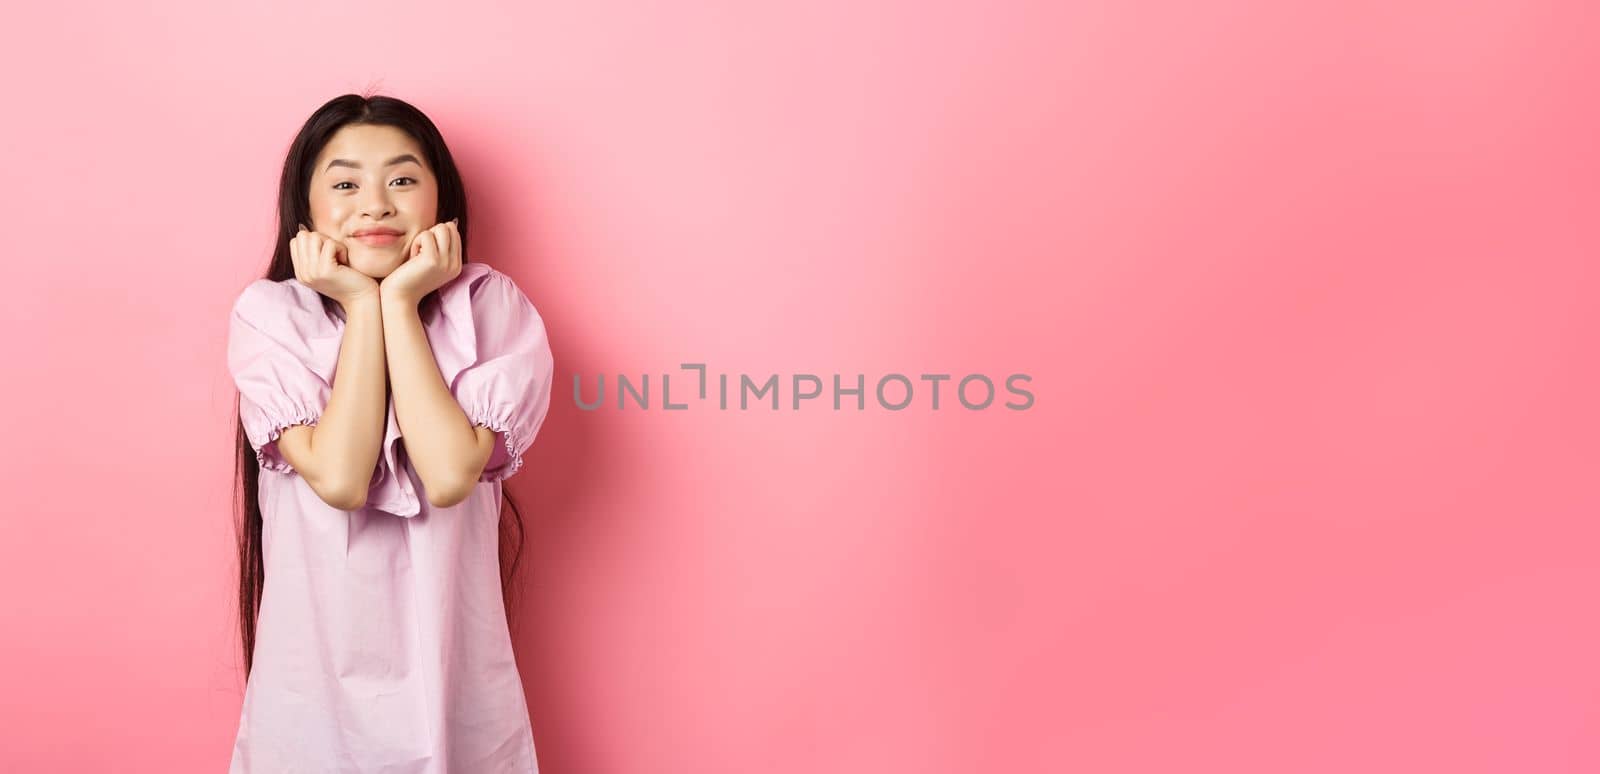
[[382, 218, 462, 306]]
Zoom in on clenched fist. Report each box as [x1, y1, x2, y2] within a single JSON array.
[[291, 223, 379, 308], [381, 218, 462, 306]]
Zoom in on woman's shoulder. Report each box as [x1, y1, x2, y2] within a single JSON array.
[[231, 277, 334, 332], [430, 261, 546, 335], [234, 276, 322, 313], [448, 261, 538, 306], [456, 260, 500, 290]]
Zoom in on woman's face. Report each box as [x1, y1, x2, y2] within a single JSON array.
[[307, 123, 440, 279]]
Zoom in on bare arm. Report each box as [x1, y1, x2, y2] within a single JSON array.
[[381, 286, 498, 508], [275, 292, 388, 510]]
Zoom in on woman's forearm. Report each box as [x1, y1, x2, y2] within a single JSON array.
[[381, 288, 485, 507], [303, 292, 388, 508]]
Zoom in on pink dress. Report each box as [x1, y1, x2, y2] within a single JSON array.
[[226, 261, 553, 773]]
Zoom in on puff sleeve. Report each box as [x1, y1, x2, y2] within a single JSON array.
[[226, 279, 341, 474], [441, 267, 555, 483]]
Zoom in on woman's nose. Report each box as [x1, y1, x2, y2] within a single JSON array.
[[360, 187, 395, 218]]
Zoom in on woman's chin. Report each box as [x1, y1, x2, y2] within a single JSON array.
[[348, 255, 404, 279]]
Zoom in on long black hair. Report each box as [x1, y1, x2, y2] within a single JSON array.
[[233, 92, 526, 679]]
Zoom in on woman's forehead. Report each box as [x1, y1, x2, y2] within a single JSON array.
[[315, 125, 425, 169]]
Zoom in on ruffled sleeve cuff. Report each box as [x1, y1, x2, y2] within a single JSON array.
[[241, 403, 323, 474], [464, 401, 534, 483]]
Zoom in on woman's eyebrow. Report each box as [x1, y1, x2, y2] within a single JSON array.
[[325, 153, 421, 172]]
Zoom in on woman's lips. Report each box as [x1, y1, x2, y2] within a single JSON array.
[[354, 232, 402, 246]]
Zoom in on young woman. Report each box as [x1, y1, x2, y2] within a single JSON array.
[[226, 93, 554, 772]]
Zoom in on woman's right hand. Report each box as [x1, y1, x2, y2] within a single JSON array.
[[291, 223, 378, 307]]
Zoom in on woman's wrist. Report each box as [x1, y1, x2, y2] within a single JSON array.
[[379, 285, 419, 310], [336, 287, 383, 313]]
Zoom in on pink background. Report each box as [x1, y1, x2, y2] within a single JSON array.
[[1, 1, 1596, 771]]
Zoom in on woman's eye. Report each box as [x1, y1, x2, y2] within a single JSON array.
[[332, 177, 414, 191]]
